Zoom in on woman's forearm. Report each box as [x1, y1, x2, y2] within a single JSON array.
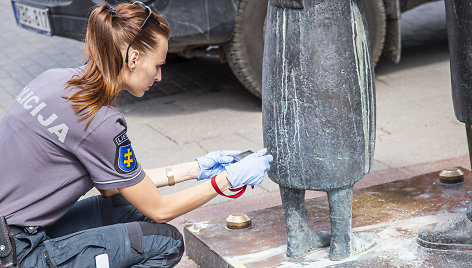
[[145, 161, 199, 187], [157, 172, 232, 221], [118, 172, 232, 223]]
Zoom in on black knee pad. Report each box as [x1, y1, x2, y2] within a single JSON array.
[[125, 222, 144, 256], [138, 222, 182, 240], [138, 222, 184, 266], [138, 222, 184, 251]]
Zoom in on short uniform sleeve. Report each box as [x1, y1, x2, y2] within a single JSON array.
[[76, 114, 146, 190]]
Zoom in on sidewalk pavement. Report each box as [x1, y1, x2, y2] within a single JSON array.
[[1, 1, 469, 267]]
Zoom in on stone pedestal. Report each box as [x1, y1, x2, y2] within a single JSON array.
[[184, 168, 472, 267]]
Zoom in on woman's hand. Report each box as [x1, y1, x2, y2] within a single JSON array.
[[196, 150, 241, 180], [225, 148, 273, 187]]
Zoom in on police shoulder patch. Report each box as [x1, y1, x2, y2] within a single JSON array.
[[114, 130, 137, 174]]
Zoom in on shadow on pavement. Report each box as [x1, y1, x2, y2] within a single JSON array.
[[375, 41, 449, 76], [114, 55, 260, 107]]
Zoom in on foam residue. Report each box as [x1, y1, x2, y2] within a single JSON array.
[[233, 213, 459, 267], [225, 245, 287, 265], [186, 221, 210, 233]]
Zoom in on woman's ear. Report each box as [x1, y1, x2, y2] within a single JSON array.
[[128, 49, 140, 71]]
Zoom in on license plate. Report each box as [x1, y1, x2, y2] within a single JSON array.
[[12, 1, 52, 35]]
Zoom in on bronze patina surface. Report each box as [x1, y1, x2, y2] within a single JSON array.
[[184, 169, 472, 267]]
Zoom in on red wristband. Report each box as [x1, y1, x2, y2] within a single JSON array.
[[211, 175, 250, 199]]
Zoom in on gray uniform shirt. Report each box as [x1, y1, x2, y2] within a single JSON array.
[[0, 67, 145, 227]]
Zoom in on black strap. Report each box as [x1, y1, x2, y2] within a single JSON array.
[[125, 222, 143, 256], [99, 196, 113, 226], [0, 217, 12, 258], [0, 216, 19, 268], [44, 250, 56, 268]]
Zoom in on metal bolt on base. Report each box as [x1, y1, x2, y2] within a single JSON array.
[[226, 213, 252, 229], [439, 168, 464, 184]]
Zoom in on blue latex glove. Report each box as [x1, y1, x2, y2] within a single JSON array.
[[196, 150, 241, 181], [225, 148, 273, 188]]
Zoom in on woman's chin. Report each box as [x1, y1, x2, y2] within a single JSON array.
[[127, 90, 146, 98]]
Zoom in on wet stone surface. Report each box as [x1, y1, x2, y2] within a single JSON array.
[[185, 168, 472, 267]]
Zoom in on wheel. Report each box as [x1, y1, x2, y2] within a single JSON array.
[[362, 0, 386, 67], [224, 0, 267, 98], [224, 0, 386, 98]]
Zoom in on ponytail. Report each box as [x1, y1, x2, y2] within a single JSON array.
[[65, 2, 170, 130]]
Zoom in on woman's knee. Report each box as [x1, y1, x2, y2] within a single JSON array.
[[125, 221, 184, 267]]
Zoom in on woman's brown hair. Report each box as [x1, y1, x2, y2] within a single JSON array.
[[65, 2, 170, 129]]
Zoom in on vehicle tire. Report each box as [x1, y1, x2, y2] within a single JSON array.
[[363, 0, 386, 67], [224, 0, 386, 98]]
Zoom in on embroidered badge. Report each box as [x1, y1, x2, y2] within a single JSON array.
[[114, 130, 137, 173]]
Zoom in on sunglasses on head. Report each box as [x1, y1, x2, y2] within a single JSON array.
[[125, 1, 161, 63]]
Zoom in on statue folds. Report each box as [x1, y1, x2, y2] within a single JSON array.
[[262, 0, 375, 260]]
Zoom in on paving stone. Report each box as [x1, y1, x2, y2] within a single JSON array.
[[0, 98, 15, 115], [375, 95, 467, 168], [7, 69, 34, 85], [197, 133, 261, 153], [0, 77, 23, 97], [126, 122, 182, 168], [237, 128, 264, 148], [370, 159, 394, 173], [23, 64, 48, 77], [145, 108, 262, 145]]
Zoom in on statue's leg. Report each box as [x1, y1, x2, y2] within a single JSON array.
[[416, 0, 472, 251], [327, 186, 373, 261], [279, 185, 330, 257]]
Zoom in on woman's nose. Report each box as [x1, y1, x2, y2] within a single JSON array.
[[155, 69, 162, 82]]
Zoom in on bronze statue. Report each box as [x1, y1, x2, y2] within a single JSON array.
[[417, 0, 472, 250], [262, 0, 375, 260]]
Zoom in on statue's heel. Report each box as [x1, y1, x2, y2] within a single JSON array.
[[279, 185, 331, 257]]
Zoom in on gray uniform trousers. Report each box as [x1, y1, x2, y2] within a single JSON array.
[[13, 195, 184, 268]]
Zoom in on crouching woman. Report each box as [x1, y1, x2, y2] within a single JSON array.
[[0, 2, 272, 267]]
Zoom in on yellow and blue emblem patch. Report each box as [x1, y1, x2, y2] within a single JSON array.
[[114, 131, 137, 173]]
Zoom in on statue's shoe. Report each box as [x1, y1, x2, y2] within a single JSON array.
[[329, 232, 375, 261], [286, 229, 331, 257], [351, 232, 375, 255], [417, 214, 472, 250]]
